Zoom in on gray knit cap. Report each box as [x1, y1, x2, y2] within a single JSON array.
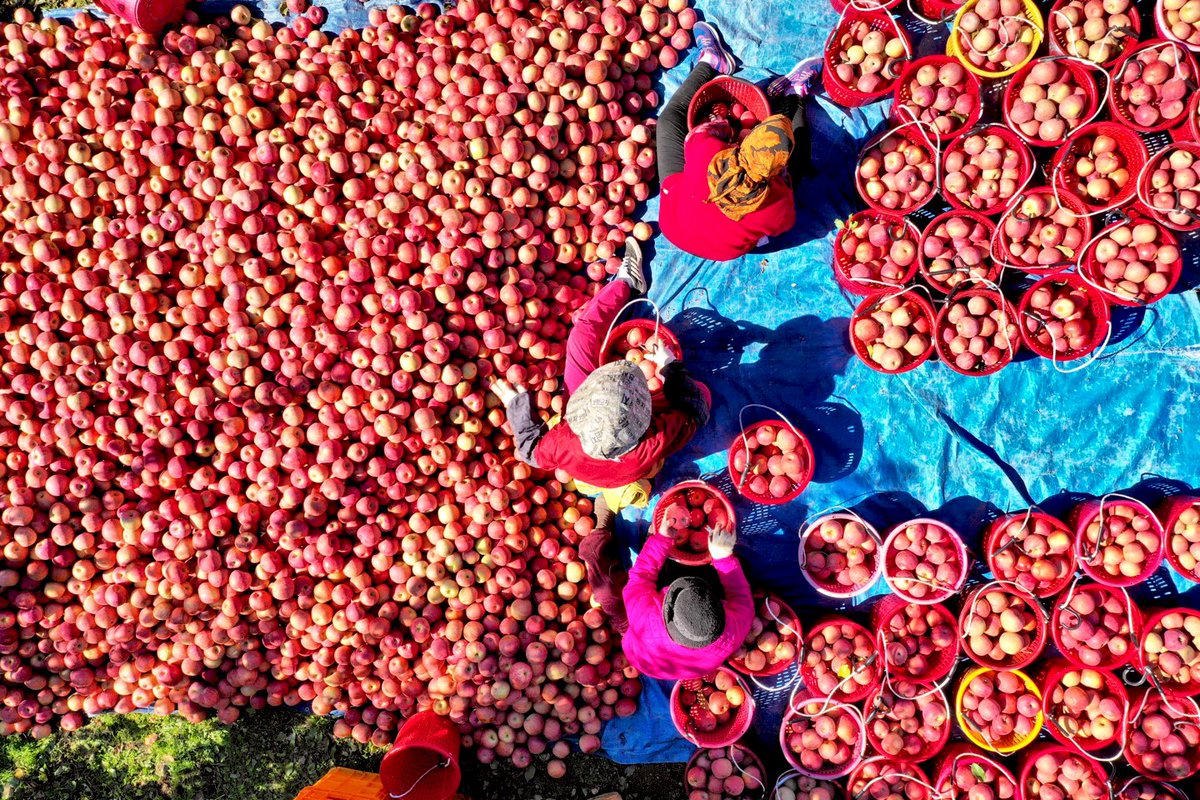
[[565, 361, 652, 460]]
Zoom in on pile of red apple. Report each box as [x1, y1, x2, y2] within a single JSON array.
[[1022, 749, 1109, 800], [1141, 610, 1200, 693], [851, 292, 934, 373], [856, 134, 937, 212], [782, 694, 863, 775], [1125, 690, 1200, 781], [657, 484, 732, 559], [936, 752, 1017, 800], [884, 520, 967, 602], [1112, 42, 1194, 129], [943, 128, 1030, 213], [1166, 499, 1200, 580], [686, 744, 766, 800], [1050, 0, 1138, 64], [676, 670, 748, 738], [879, 603, 958, 681], [961, 586, 1044, 668], [865, 680, 950, 760], [998, 191, 1090, 272], [1020, 277, 1104, 358], [828, 18, 908, 97], [953, 0, 1038, 74], [1054, 584, 1137, 668], [730, 594, 801, 674], [894, 58, 977, 137], [1044, 666, 1125, 747], [847, 758, 932, 800], [1077, 498, 1163, 583], [803, 620, 880, 700], [1141, 146, 1200, 229], [729, 423, 811, 501], [1006, 59, 1093, 144], [1056, 128, 1137, 207], [987, 512, 1075, 597], [606, 326, 681, 393], [835, 213, 919, 292], [936, 293, 1019, 374], [919, 213, 996, 292], [1081, 218, 1180, 305], [959, 669, 1042, 747], [802, 514, 881, 594]]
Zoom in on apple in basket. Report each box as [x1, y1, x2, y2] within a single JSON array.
[[1025, 750, 1108, 800], [1168, 501, 1200, 579], [804, 621, 879, 698], [921, 214, 996, 291], [960, 669, 1041, 744], [1161, 0, 1200, 48], [678, 671, 746, 735], [963, 588, 1042, 666], [881, 604, 957, 680], [1046, 668, 1123, 744], [838, 215, 918, 288], [830, 20, 907, 95], [1119, 779, 1188, 800], [989, 514, 1074, 596], [955, 0, 1037, 74], [1145, 148, 1200, 227], [1055, 586, 1135, 667], [1127, 691, 1200, 780], [857, 136, 936, 212], [1022, 280, 1098, 355], [659, 488, 730, 557], [732, 594, 800, 673], [1051, 0, 1137, 64], [1079, 500, 1160, 581], [686, 744, 765, 800], [1000, 192, 1088, 270], [772, 774, 841, 800], [848, 760, 932, 800], [943, 131, 1026, 211], [938, 755, 1017, 800], [1062, 132, 1132, 204], [939, 291, 1019, 374], [730, 424, 808, 499], [867, 679, 949, 759], [900, 60, 976, 136], [804, 515, 879, 592], [852, 294, 932, 372], [1114, 45, 1193, 128], [784, 697, 861, 772], [886, 521, 965, 600], [613, 326, 675, 392], [1142, 611, 1200, 690], [1008, 60, 1091, 143], [1085, 220, 1179, 304]]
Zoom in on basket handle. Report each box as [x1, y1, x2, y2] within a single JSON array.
[[733, 404, 803, 492], [798, 652, 878, 715], [388, 757, 451, 799], [1134, 147, 1200, 228], [1135, 661, 1200, 721], [1077, 493, 1146, 565], [728, 744, 765, 792], [787, 690, 867, 726], [905, 0, 956, 26], [879, 118, 941, 195], [941, 276, 1018, 368], [1054, 576, 1137, 654], [957, 14, 1039, 60], [771, 769, 803, 800], [989, 193, 1079, 274], [989, 506, 1043, 560], [601, 297, 666, 361], [681, 286, 715, 312], [1074, 211, 1154, 307], [1044, 684, 1130, 763], [798, 496, 880, 561], [1021, 304, 1113, 374], [1051, 8, 1134, 59], [743, 597, 805, 693]]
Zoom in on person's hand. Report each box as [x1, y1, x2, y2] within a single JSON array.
[[490, 378, 522, 405], [644, 340, 677, 370], [708, 526, 737, 560]]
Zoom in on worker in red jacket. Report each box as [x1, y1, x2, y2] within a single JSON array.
[[658, 22, 818, 262], [492, 240, 710, 497]]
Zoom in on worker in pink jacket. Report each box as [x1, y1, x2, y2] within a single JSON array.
[[582, 500, 754, 680]]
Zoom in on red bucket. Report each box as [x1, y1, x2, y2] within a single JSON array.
[[1078, 213, 1183, 307], [863, 679, 951, 763], [1038, 657, 1129, 754], [846, 757, 934, 800], [855, 124, 939, 215], [1170, 92, 1200, 142], [770, 772, 847, 800], [1109, 39, 1199, 132], [670, 667, 756, 747], [1116, 778, 1190, 800], [1125, 686, 1200, 781], [1158, 494, 1200, 582], [1001, 57, 1101, 148], [823, 9, 913, 107], [870, 595, 959, 683], [1138, 608, 1200, 699], [1136, 142, 1200, 231], [992, 187, 1093, 275], [95, 0, 187, 33], [1016, 744, 1108, 800], [830, 0, 902, 11], [932, 744, 1019, 800], [941, 124, 1036, 216], [651, 480, 735, 566], [600, 318, 683, 398], [911, 0, 965, 23], [1070, 495, 1166, 587], [685, 743, 768, 799], [984, 510, 1076, 599], [781, 688, 867, 779], [917, 210, 999, 294], [890, 55, 983, 141], [881, 518, 969, 603], [832, 211, 921, 296], [729, 592, 803, 678], [959, 582, 1048, 671], [1047, 0, 1142, 65], [799, 512, 884, 599], [849, 288, 938, 375], [1048, 122, 1149, 213], [380, 711, 462, 800], [1051, 580, 1143, 671], [1016, 273, 1111, 362], [801, 616, 881, 703], [686, 76, 770, 132], [727, 418, 814, 505], [934, 286, 1020, 376], [1157, 0, 1200, 54]]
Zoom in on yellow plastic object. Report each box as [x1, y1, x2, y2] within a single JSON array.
[[954, 666, 1044, 755], [293, 768, 384, 800], [947, 0, 1044, 79]]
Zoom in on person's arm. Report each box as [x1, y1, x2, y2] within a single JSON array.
[[659, 362, 711, 427], [707, 528, 755, 650], [623, 533, 672, 612], [493, 381, 546, 467]]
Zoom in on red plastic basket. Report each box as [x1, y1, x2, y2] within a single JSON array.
[[380, 711, 461, 800], [729, 592, 803, 678], [1109, 39, 1199, 132], [911, 0, 967, 25], [799, 512, 884, 598], [881, 518, 970, 604], [1115, 779, 1190, 800], [1016, 273, 1112, 362], [934, 286, 1020, 376], [1138, 609, 1200, 699], [1002, 57, 1101, 148], [941, 124, 1036, 215], [890, 55, 983, 140], [650, 480, 736, 566], [984, 510, 1076, 599], [1047, 0, 1142, 65], [1078, 213, 1183, 307], [959, 582, 1048, 671], [686, 76, 770, 132], [870, 594, 960, 683], [781, 688, 867, 779], [1070, 495, 1166, 588], [727, 419, 814, 505], [1051, 580, 1143, 671], [1125, 687, 1200, 781], [831, 0, 902, 12], [849, 288, 938, 375], [670, 667, 756, 747], [96, 0, 186, 33], [863, 679, 952, 763], [917, 210, 998, 293], [832, 211, 921, 296], [1137, 142, 1200, 231], [1159, 494, 1200, 583], [855, 123, 939, 214], [992, 187, 1093, 275], [1048, 122, 1149, 213], [846, 757, 934, 800], [1156, 0, 1200, 54], [685, 743, 769, 799], [1038, 657, 1128, 754], [1171, 91, 1200, 142], [1016, 744, 1107, 800], [823, 8, 913, 107], [932, 744, 1018, 800], [801, 615, 881, 703]]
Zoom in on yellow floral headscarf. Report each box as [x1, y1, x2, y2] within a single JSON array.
[[705, 114, 794, 222]]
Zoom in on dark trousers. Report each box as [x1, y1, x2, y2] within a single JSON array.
[[656, 63, 812, 182]]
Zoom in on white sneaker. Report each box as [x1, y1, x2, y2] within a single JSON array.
[[615, 238, 646, 294]]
